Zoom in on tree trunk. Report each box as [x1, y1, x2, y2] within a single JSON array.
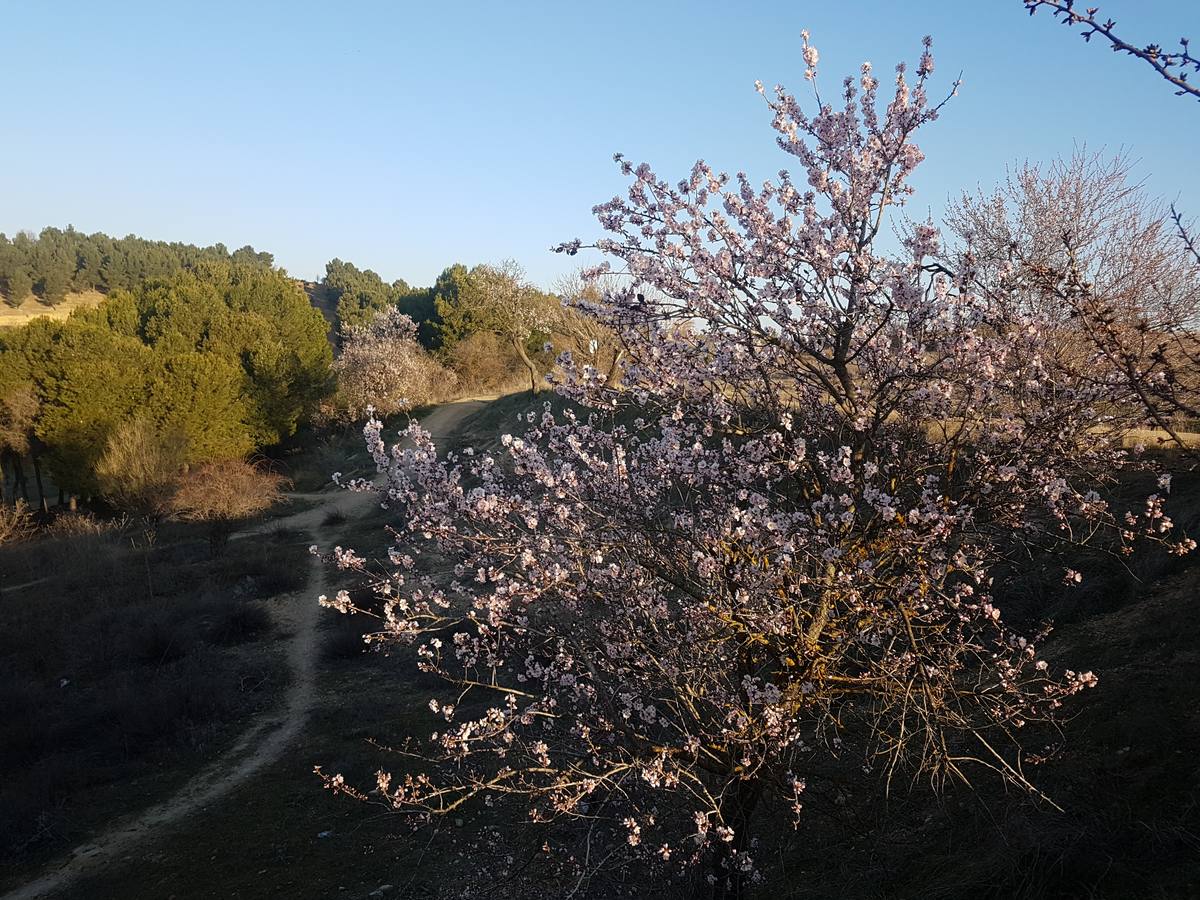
[[605, 348, 625, 388], [31, 452, 46, 512], [512, 334, 542, 394], [11, 454, 28, 502], [712, 777, 763, 900]]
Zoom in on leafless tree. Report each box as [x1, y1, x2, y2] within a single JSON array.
[[552, 270, 627, 387]]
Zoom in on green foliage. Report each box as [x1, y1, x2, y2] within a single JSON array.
[[12, 321, 156, 490], [38, 265, 71, 305], [322, 258, 446, 346], [0, 262, 332, 494], [433, 262, 558, 392], [397, 284, 441, 348], [3, 268, 32, 307], [147, 352, 256, 462], [434, 262, 555, 348], [431, 264, 473, 349], [0, 225, 274, 305], [325, 258, 398, 332]]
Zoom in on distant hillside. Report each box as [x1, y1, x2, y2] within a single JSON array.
[[3, 281, 339, 334], [0, 226, 274, 308]]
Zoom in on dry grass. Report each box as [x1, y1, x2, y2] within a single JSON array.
[[1122, 427, 1200, 450], [0, 290, 105, 329], [922, 417, 1200, 452]]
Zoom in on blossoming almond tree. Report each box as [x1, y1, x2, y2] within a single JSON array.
[[944, 152, 1200, 455], [320, 34, 1194, 897], [324, 306, 454, 424]]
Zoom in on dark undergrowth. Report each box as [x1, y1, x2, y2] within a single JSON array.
[[0, 520, 307, 868], [275, 405, 436, 494]]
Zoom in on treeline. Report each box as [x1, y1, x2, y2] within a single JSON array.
[[320, 258, 552, 391], [321, 257, 447, 344], [318, 259, 623, 421], [0, 230, 617, 511], [0, 226, 274, 307], [0, 261, 330, 506]]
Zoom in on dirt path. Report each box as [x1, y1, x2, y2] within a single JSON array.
[[0, 576, 51, 594], [3, 399, 493, 900]]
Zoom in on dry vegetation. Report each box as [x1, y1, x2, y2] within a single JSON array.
[[0, 290, 104, 330]]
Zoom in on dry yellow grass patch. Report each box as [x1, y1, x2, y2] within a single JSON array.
[[1121, 427, 1200, 451], [0, 289, 105, 329]]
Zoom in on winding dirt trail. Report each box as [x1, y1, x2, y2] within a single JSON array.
[[3, 399, 493, 900]]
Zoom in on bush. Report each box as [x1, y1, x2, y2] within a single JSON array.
[[0, 500, 33, 545], [42, 511, 127, 538], [171, 459, 287, 551], [443, 331, 528, 395], [94, 419, 187, 520]]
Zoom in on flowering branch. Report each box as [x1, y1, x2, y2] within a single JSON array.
[[1024, 0, 1200, 100]]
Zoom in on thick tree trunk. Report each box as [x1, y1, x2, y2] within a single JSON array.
[[512, 334, 542, 394], [712, 777, 763, 900]]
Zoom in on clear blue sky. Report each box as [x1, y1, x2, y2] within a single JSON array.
[[2, 0, 1197, 288]]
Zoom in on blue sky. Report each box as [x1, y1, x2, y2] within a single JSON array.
[[2, 1, 1197, 288]]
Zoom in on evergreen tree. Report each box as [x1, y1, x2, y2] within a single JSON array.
[[0, 226, 276, 302], [5, 269, 32, 307], [38, 266, 71, 305], [0, 259, 332, 494]]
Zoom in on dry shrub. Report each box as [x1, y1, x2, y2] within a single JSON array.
[[43, 510, 126, 538], [0, 500, 33, 545], [0, 384, 38, 456], [171, 459, 288, 551], [95, 419, 187, 520], [445, 331, 528, 395]]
